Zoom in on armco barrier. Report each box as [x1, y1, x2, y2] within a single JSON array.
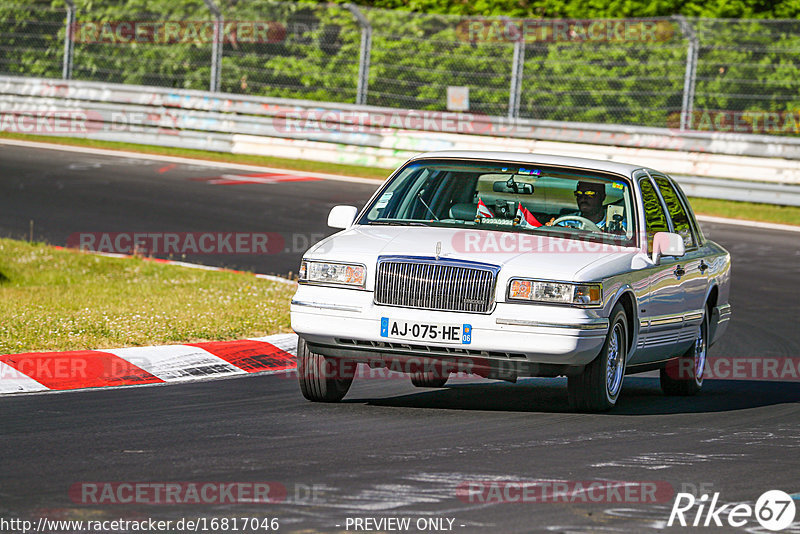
[[2, 75, 800, 205]]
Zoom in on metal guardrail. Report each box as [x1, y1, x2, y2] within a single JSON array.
[[674, 176, 800, 207], [2, 75, 800, 206], [6, 76, 800, 159]]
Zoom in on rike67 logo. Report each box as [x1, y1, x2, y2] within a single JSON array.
[[668, 490, 796, 531]]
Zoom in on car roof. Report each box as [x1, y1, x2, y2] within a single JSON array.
[[410, 151, 646, 177]]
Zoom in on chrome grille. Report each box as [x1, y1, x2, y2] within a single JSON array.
[[375, 259, 497, 313]]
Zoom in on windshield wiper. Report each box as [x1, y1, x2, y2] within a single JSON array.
[[368, 220, 430, 226]]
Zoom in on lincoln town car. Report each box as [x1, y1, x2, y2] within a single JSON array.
[[290, 152, 732, 411]]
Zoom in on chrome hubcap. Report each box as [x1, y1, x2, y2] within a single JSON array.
[[694, 324, 707, 381], [606, 324, 625, 397]]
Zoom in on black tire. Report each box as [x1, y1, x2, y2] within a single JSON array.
[[660, 310, 708, 396], [297, 338, 354, 402], [410, 369, 449, 388], [568, 304, 628, 412]]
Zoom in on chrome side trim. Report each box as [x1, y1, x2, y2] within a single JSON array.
[[649, 315, 684, 327], [639, 319, 650, 328], [496, 318, 609, 331], [642, 332, 682, 346], [682, 311, 704, 322], [291, 300, 363, 313]]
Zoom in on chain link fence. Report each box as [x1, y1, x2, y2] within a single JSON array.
[[2, 1, 800, 134], [218, 1, 361, 102], [0, 2, 66, 79]]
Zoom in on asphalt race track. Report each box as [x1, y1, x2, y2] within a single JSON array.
[[0, 144, 380, 275], [1, 144, 799, 533]]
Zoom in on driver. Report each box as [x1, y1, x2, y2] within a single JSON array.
[[573, 181, 606, 225], [547, 181, 624, 232]]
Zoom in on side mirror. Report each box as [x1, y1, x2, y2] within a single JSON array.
[[327, 205, 358, 229], [652, 232, 685, 265]]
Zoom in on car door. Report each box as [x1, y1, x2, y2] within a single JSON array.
[[651, 172, 709, 352], [635, 174, 684, 361]]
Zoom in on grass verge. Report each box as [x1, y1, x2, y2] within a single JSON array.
[[688, 197, 800, 226], [0, 238, 295, 354], [2, 131, 799, 226]]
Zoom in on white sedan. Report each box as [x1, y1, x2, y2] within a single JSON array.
[[291, 152, 732, 411]]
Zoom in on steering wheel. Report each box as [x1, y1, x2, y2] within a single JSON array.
[[551, 215, 603, 233]]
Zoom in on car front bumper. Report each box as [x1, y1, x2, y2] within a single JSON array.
[[291, 286, 609, 367]]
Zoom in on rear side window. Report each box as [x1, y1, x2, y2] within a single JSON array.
[[639, 178, 669, 254], [652, 175, 697, 248]]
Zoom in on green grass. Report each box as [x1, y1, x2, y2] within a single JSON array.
[[3, 131, 800, 226], [688, 197, 800, 226], [0, 239, 295, 354]]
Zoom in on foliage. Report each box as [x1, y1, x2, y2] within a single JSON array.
[[343, 0, 800, 19], [1, 0, 799, 130]]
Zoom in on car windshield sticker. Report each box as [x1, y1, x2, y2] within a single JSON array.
[[375, 191, 393, 209]]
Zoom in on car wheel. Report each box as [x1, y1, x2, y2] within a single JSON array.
[[410, 369, 449, 388], [568, 303, 628, 412], [297, 337, 354, 402], [660, 310, 708, 396]]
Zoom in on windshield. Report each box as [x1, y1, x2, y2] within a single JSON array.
[[361, 159, 637, 245]]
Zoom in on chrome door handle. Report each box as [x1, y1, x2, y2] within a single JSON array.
[[699, 260, 709, 273], [674, 265, 686, 277]]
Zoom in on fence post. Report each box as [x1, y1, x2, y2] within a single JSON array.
[[675, 16, 698, 131], [345, 4, 372, 106], [508, 39, 525, 119], [62, 0, 75, 80], [203, 0, 223, 92]]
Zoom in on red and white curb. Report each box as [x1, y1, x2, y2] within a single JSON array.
[[0, 333, 299, 395]]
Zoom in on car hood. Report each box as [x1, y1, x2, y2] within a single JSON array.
[[306, 225, 639, 283]]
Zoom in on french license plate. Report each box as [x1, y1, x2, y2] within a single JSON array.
[[380, 317, 472, 344]]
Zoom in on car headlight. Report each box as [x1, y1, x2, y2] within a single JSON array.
[[299, 260, 366, 287], [508, 279, 602, 307]]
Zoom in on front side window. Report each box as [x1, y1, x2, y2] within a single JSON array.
[[361, 159, 636, 245], [652, 174, 698, 249], [639, 177, 670, 254]]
